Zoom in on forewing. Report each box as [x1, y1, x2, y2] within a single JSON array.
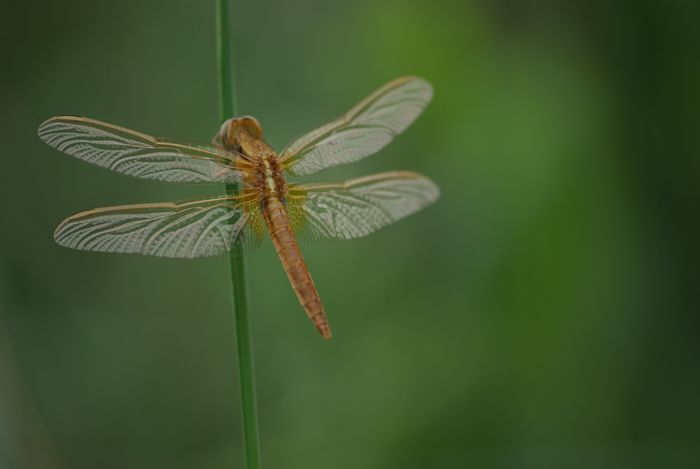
[[280, 77, 433, 176], [54, 195, 261, 258], [287, 171, 439, 243], [38, 116, 244, 183]]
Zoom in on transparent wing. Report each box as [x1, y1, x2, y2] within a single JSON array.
[[38, 116, 245, 183], [287, 171, 439, 243], [234, 202, 265, 253], [280, 77, 433, 176], [54, 194, 263, 258]]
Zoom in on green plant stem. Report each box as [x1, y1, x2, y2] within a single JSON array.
[[216, 1, 261, 468]]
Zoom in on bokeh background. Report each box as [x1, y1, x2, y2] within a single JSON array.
[[1, 1, 698, 468]]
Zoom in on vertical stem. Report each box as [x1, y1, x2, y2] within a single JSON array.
[[216, 1, 261, 468], [216, 0, 236, 120]]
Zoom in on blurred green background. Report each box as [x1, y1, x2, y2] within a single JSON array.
[[1, 0, 698, 468]]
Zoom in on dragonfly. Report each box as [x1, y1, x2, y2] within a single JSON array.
[[38, 76, 439, 340]]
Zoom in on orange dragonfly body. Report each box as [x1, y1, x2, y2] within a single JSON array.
[[38, 76, 439, 339]]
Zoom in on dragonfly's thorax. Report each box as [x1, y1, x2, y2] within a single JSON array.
[[218, 116, 287, 200], [253, 153, 287, 200], [240, 138, 287, 200]]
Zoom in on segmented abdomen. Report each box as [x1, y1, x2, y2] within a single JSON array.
[[263, 197, 331, 339]]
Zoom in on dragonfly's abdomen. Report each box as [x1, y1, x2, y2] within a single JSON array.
[[263, 197, 331, 339]]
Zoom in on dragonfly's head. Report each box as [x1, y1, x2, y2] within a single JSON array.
[[216, 116, 264, 149]]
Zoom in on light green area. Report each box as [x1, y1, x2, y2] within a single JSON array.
[[0, 1, 698, 468]]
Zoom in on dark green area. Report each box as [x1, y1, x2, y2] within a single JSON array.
[[0, 1, 698, 468]]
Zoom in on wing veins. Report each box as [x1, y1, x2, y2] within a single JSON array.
[[39, 116, 245, 183], [279, 77, 432, 176]]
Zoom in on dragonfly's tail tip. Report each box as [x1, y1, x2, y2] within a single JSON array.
[[318, 325, 332, 340]]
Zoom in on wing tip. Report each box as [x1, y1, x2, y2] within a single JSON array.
[[385, 170, 441, 204], [37, 116, 57, 137], [53, 217, 71, 241], [426, 178, 441, 204], [394, 75, 434, 99], [37, 115, 89, 141], [38, 114, 82, 127], [400, 171, 440, 205]]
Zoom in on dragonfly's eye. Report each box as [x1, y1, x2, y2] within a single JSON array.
[[220, 116, 263, 148], [214, 119, 233, 147]]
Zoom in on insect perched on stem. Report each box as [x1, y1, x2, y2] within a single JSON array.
[[38, 76, 440, 339]]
